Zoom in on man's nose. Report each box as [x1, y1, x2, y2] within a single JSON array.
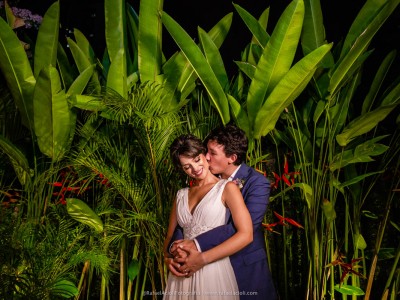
[[205, 152, 210, 160]]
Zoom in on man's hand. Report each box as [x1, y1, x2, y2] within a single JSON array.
[[164, 255, 186, 277], [177, 246, 208, 277], [170, 239, 197, 256]]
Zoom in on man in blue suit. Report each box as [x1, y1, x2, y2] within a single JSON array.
[[167, 124, 277, 299]]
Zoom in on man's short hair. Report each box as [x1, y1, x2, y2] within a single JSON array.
[[205, 124, 248, 165]]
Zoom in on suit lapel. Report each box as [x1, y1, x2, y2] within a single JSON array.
[[233, 163, 250, 181]]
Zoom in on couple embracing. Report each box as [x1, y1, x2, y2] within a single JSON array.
[[163, 125, 277, 299]]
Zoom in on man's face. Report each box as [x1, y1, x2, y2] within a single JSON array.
[[205, 140, 236, 179]]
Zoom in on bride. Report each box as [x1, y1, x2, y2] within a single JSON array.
[[163, 134, 252, 299]]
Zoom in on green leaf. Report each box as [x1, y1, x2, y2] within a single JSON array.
[[302, 0, 326, 54], [138, 0, 163, 81], [105, 0, 125, 64], [322, 199, 336, 223], [198, 27, 229, 89], [331, 136, 389, 170], [354, 233, 367, 250], [50, 279, 79, 298], [234, 61, 256, 79], [254, 43, 332, 138], [334, 284, 365, 296], [0, 134, 32, 186], [361, 210, 379, 219], [73, 28, 96, 64], [127, 259, 140, 281], [162, 13, 233, 102], [67, 65, 95, 96], [336, 104, 398, 146], [107, 48, 127, 98], [233, 3, 270, 47], [227, 94, 250, 136], [390, 221, 400, 233], [33, 66, 72, 161], [247, 0, 304, 124], [0, 17, 35, 129], [67, 37, 101, 93], [34, 1, 60, 78], [329, 0, 400, 96], [361, 50, 397, 114], [270, 182, 313, 209], [4, 1, 15, 28], [161, 12, 230, 124], [380, 77, 400, 106], [365, 248, 396, 260], [57, 42, 75, 89], [338, 171, 384, 188], [72, 95, 105, 111], [126, 4, 139, 74], [66, 198, 103, 233]]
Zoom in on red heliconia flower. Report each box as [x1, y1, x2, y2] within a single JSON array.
[[326, 254, 366, 284], [262, 222, 281, 234], [262, 211, 304, 234], [273, 211, 304, 229], [271, 155, 300, 189], [49, 168, 89, 204]]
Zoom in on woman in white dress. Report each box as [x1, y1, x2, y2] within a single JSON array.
[[163, 134, 253, 299]]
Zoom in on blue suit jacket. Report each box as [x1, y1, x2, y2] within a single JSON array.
[[171, 164, 277, 299]]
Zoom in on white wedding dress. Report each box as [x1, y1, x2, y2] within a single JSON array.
[[163, 180, 239, 299]]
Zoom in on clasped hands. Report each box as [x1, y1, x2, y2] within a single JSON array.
[[165, 239, 206, 277]]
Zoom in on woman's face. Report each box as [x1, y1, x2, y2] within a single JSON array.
[[179, 153, 209, 180]]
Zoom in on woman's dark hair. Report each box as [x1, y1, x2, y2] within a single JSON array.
[[204, 124, 248, 165], [170, 134, 206, 169]]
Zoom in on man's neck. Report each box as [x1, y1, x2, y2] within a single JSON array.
[[221, 164, 240, 179]]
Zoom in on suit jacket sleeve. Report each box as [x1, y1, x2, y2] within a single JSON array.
[[195, 168, 270, 252], [167, 225, 184, 253]]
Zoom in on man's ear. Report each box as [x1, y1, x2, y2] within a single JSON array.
[[228, 154, 238, 165]]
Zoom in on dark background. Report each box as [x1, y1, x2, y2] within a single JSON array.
[[19, 0, 400, 87]]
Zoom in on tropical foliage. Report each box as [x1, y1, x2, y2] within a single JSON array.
[[0, 0, 399, 299]]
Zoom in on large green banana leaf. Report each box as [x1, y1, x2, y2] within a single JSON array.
[[105, 0, 127, 98], [329, 0, 400, 96], [198, 28, 229, 89], [33, 66, 72, 161], [233, 3, 270, 47], [301, 0, 333, 68], [67, 37, 101, 93], [73, 29, 96, 65], [104, 0, 125, 63], [247, 0, 304, 124], [161, 11, 230, 124], [162, 13, 233, 102], [336, 103, 399, 147], [330, 136, 389, 171], [301, 0, 324, 54], [0, 17, 35, 129], [67, 65, 95, 97], [138, 0, 163, 82], [33, 1, 59, 78], [57, 42, 76, 90], [126, 4, 139, 74], [361, 50, 397, 114], [253, 43, 332, 138]]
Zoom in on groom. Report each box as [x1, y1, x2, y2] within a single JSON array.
[[167, 124, 277, 299]]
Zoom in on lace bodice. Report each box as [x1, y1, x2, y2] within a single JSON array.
[[176, 180, 229, 240]]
